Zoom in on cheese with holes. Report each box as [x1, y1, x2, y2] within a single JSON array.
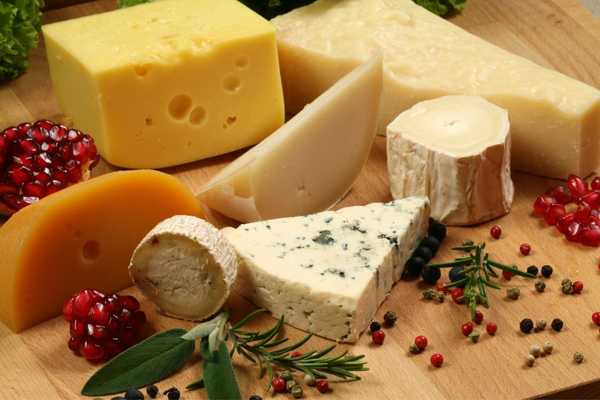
[[388, 96, 513, 225], [0, 170, 202, 332], [42, 0, 284, 168], [130, 215, 238, 321], [199, 55, 382, 222], [272, 0, 600, 178], [222, 197, 430, 342]]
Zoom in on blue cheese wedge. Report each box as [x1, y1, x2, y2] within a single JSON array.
[[222, 197, 430, 342]]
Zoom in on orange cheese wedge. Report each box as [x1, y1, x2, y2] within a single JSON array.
[[0, 170, 202, 332]]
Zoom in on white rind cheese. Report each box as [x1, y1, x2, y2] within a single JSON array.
[[222, 197, 430, 342], [129, 216, 238, 321], [198, 55, 382, 222], [272, 0, 600, 178], [387, 95, 513, 226]]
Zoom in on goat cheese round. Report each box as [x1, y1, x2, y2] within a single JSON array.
[[129, 215, 238, 321], [387, 95, 513, 225]]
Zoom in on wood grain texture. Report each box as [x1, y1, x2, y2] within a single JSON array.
[[1, 0, 600, 399]]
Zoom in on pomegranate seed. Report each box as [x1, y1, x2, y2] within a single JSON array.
[[580, 225, 600, 247], [106, 317, 120, 335], [132, 311, 147, 329], [592, 312, 600, 326], [486, 322, 498, 335], [557, 213, 576, 234], [104, 339, 123, 359], [35, 120, 54, 131], [462, 321, 474, 336], [0, 183, 17, 195], [72, 141, 88, 162], [316, 380, 329, 394], [105, 294, 122, 315], [120, 327, 137, 347], [430, 353, 444, 368], [575, 204, 592, 223], [66, 165, 82, 183], [473, 310, 484, 324], [451, 287, 464, 303], [68, 337, 82, 354], [72, 290, 96, 319], [63, 297, 75, 322], [372, 329, 385, 345], [22, 182, 45, 198], [592, 177, 600, 191], [119, 295, 140, 312], [533, 194, 556, 216], [12, 155, 33, 167], [70, 319, 86, 338], [8, 166, 32, 185], [18, 139, 38, 155], [88, 303, 110, 325], [67, 129, 81, 142], [550, 186, 572, 204], [544, 204, 566, 225], [490, 225, 502, 239], [119, 308, 133, 325], [414, 335, 428, 350], [88, 324, 108, 340], [502, 270, 513, 280], [581, 191, 600, 209], [519, 243, 531, 256], [566, 221, 583, 242], [567, 175, 589, 198], [49, 125, 67, 142], [29, 127, 45, 143], [572, 280, 584, 294], [81, 340, 105, 362]]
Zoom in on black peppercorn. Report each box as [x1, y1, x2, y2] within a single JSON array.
[[383, 311, 397, 327], [414, 246, 434, 263], [551, 318, 564, 332], [125, 389, 144, 400], [541, 265, 553, 278], [146, 385, 158, 399], [421, 265, 441, 284], [405, 256, 425, 278], [164, 388, 180, 400], [449, 266, 466, 288], [369, 321, 381, 333], [526, 265, 539, 277], [428, 219, 447, 241], [520, 318, 534, 334], [249, 396, 263, 400], [422, 236, 441, 254]]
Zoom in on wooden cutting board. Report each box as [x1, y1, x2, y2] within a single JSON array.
[[2, 0, 600, 399]]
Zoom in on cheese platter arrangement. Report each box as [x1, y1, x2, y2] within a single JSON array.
[[2, 0, 600, 399]]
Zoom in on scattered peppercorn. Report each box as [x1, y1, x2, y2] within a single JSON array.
[[372, 329, 385, 345], [383, 311, 397, 327], [421, 265, 441, 284], [561, 278, 573, 294], [541, 265, 553, 278], [125, 389, 144, 400], [164, 388, 180, 400], [415, 335, 428, 350], [462, 321, 474, 336], [430, 353, 444, 368], [520, 243, 531, 256], [303, 374, 316, 387], [429, 219, 447, 241], [551, 318, 564, 332], [286, 380, 296, 392], [281, 370, 294, 381], [405, 256, 426, 278], [422, 236, 441, 254], [272, 377, 286, 393], [534, 320, 547, 332], [529, 344, 542, 358], [422, 288, 437, 300], [592, 312, 600, 326], [316, 380, 329, 394], [527, 265, 539, 276], [507, 287, 520, 300], [526, 354, 535, 367], [534, 280, 546, 293], [249, 396, 263, 400], [486, 322, 498, 336], [543, 341, 553, 355], [409, 344, 421, 354], [490, 225, 502, 239], [451, 287, 464, 304], [520, 318, 534, 334], [414, 246, 434, 263], [146, 385, 158, 399], [369, 321, 381, 333], [473, 310, 484, 324], [468, 331, 480, 343], [572, 280, 584, 294], [574, 351, 584, 364], [291, 385, 303, 399]]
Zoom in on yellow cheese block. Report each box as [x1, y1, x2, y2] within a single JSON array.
[[42, 0, 284, 168], [0, 170, 202, 332]]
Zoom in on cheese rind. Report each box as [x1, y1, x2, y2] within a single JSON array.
[[387, 95, 513, 225], [42, 0, 284, 168], [223, 197, 430, 342], [129, 216, 238, 321], [199, 55, 382, 222], [272, 0, 600, 178], [0, 171, 202, 332]]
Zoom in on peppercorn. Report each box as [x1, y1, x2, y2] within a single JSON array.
[[574, 351, 584, 364], [462, 321, 474, 336], [486, 322, 498, 336], [414, 246, 434, 263], [414, 335, 428, 350], [303, 374, 316, 386], [316, 380, 329, 394], [534, 320, 547, 332], [572, 280, 584, 294], [551, 318, 564, 332], [449, 266, 466, 288], [383, 311, 397, 327], [369, 321, 381, 333], [520, 318, 534, 334], [372, 329, 385, 345], [529, 344, 542, 358], [291, 385, 303, 398], [146, 385, 158, 399], [541, 265, 553, 278], [272, 378, 286, 394], [286, 380, 296, 392], [507, 287, 520, 300], [527, 265, 539, 276], [405, 256, 425, 278], [249, 396, 263, 400], [421, 265, 441, 284], [526, 354, 536, 367], [451, 287, 464, 304], [125, 389, 144, 400], [468, 331, 480, 343], [473, 310, 484, 324], [592, 312, 600, 326], [534, 280, 546, 293], [422, 288, 437, 300], [561, 278, 573, 294], [436, 293, 445, 303], [429, 220, 447, 241], [409, 344, 421, 354], [520, 243, 532, 256], [543, 341, 553, 355], [281, 370, 294, 381], [430, 353, 444, 368], [422, 236, 441, 254], [164, 388, 180, 400]]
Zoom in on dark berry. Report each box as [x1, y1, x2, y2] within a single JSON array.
[[473, 310, 484, 324], [422, 236, 441, 254], [146, 385, 158, 399], [449, 266, 466, 287], [249, 396, 263, 400], [125, 388, 144, 400], [163, 388, 180, 400], [405, 257, 425, 278], [414, 246, 433, 263], [421, 265, 441, 285], [383, 311, 397, 327], [551, 318, 564, 332], [526, 265, 538, 276], [369, 321, 381, 333], [541, 265, 553, 278], [428, 220, 447, 241], [520, 318, 534, 334]]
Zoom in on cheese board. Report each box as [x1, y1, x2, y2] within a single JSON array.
[[2, 0, 600, 399]]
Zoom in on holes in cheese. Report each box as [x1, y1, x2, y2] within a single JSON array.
[[129, 216, 238, 321], [198, 55, 383, 222], [168, 95, 193, 120], [0, 170, 203, 332], [387, 95, 514, 226]]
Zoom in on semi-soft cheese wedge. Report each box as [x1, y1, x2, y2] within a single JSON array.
[[388, 96, 513, 225], [130, 216, 238, 321], [43, 0, 284, 168], [272, 0, 600, 178], [198, 55, 382, 222], [0, 171, 202, 332], [223, 197, 430, 342]]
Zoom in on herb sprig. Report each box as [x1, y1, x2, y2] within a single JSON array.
[[430, 241, 535, 319]]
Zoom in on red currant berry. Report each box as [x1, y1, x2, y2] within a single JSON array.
[[316, 380, 330, 394], [451, 287, 464, 304], [486, 322, 498, 335], [272, 377, 286, 393], [545, 204, 566, 226], [430, 353, 444, 368], [414, 335, 428, 350], [372, 330, 385, 345], [490, 225, 502, 239], [502, 270, 513, 280], [533, 194, 556, 216], [81, 340, 105, 362], [519, 243, 531, 256], [461, 321, 474, 336], [592, 312, 600, 326], [473, 310, 484, 324], [572, 280, 584, 294], [592, 177, 600, 191]]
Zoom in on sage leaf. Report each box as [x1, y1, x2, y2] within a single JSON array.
[[201, 340, 242, 400], [82, 329, 194, 396]]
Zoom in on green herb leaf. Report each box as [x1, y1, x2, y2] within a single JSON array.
[[201, 340, 242, 400], [412, 0, 467, 16], [186, 377, 205, 391], [118, 0, 151, 8], [81, 329, 194, 396]]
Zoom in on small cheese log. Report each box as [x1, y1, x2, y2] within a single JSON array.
[[387, 95, 513, 226], [0, 170, 203, 332], [129, 216, 238, 321]]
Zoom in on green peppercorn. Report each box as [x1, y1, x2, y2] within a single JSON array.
[[534, 280, 546, 293], [291, 385, 303, 399], [526, 354, 535, 367], [286, 380, 296, 392], [422, 288, 438, 301], [551, 318, 564, 332], [303, 374, 316, 387], [369, 321, 381, 333], [468, 331, 480, 343], [534, 320, 547, 332], [541, 265, 553, 278], [527, 265, 539, 277], [383, 311, 397, 327], [281, 370, 294, 381], [543, 341, 553, 355], [520, 318, 534, 334], [409, 344, 421, 354], [574, 351, 584, 364], [507, 287, 520, 300], [561, 278, 573, 294]]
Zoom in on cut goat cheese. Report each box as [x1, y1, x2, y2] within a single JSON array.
[[129, 216, 238, 321], [387, 95, 513, 226], [222, 197, 430, 342], [272, 0, 600, 178], [198, 55, 382, 222]]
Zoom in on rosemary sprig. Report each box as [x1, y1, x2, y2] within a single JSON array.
[[429, 240, 535, 319]]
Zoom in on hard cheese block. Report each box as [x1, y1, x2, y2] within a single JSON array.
[[222, 197, 430, 342], [388, 96, 514, 226], [0, 170, 202, 332], [43, 0, 284, 168], [199, 56, 382, 222], [272, 0, 600, 178]]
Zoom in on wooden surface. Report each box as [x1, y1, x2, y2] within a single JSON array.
[[2, 0, 600, 399]]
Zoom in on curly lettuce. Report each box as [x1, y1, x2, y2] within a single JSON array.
[[0, 0, 44, 82]]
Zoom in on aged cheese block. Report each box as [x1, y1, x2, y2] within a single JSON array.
[[388, 95, 513, 226], [0, 171, 202, 332], [130, 216, 238, 321], [272, 0, 600, 178], [222, 197, 430, 342], [43, 0, 284, 168], [199, 55, 382, 222]]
